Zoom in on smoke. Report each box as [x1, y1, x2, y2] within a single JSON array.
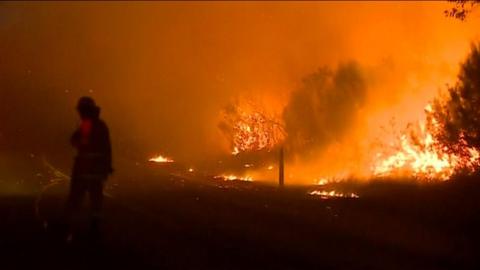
[[0, 2, 479, 179], [283, 62, 367, 159]]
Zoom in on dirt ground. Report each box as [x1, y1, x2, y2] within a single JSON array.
[[1, 159, 479, 270]]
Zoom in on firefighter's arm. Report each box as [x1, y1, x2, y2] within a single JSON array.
[[70, 129, 81, 148]]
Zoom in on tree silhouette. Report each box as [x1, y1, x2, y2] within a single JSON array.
[[445, 0, 479, 20], [430, 43, 480, 158], [282, 62, 366, 156]]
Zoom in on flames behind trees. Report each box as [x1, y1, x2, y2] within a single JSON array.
[[372, 104, 480, 180], [218, 99, 285, 155], [219, 44, 480, 182], [358, 44, 480, 180], [219, 62, 367, 160]]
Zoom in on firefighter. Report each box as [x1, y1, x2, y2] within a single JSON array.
[[66, 96, 113, 239]]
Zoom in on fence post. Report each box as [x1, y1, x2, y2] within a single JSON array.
[[279, 146, 284, 187]]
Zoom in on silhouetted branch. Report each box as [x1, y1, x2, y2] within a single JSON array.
[[445, 0, 479, 20]]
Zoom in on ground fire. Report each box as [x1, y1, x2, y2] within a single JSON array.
[[372, 104, 480, 180], [308, 190, 360, 199], [214, 174, 254, 182], [149, 154, 175, 163]]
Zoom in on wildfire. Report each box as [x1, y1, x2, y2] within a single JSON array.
[[372, 104, 480, 180], [221, 100, 285, 155], [149, 154, 174, 163], [231, 110, 285, 154], [316, 178, 341, 186], [314, 173, 349, 185], [214, 174, 253, 182], [309, 190, 359, 199]]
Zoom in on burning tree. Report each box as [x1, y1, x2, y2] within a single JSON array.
[[218, 99, 285, 155]]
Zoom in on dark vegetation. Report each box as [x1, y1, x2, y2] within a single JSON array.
[[431, 43, 480, 160], [445, 0, 480, 21], [283, 62, 367, 158]]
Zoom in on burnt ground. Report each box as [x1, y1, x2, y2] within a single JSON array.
[[1, 162, 480, 270]]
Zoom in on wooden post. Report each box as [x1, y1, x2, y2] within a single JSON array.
[[279, 146, 284, 187]]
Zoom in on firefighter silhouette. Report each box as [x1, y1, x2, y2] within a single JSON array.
[[66, 97, 113, 239]]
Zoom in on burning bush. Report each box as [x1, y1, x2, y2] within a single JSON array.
[[218, 99, 285, 155]]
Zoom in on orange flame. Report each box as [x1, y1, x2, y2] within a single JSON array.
[[372, 104, 480, 180], [223, 100, 285, 155], [309, 190, 359, 199], [214, 174, 253, 182], [149, 154, 174, 163]]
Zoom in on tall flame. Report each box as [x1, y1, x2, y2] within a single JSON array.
[[372, 104, 480, 180]]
